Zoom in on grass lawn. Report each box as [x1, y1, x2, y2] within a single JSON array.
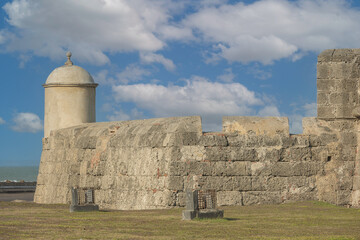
[[0, 201, 359, 239]]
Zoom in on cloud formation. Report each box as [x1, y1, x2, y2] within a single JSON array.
[[11, 112, 43, 133], [140, 52, 176, 71], [2, 0, 173, 64], [0, 117, 5, 124], [2, 0, 360, 65], [113, 76, 264, 130], [184, 0, 360, 64]]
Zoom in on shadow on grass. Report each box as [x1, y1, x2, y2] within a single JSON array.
[[193, 217, 240, 222]]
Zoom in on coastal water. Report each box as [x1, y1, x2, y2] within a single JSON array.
[[0, 166, 38, 182]]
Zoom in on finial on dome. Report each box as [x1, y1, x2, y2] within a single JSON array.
[[65, 51, 73, 66]]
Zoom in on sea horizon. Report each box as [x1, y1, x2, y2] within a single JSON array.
[[0, 166, 39, 182]]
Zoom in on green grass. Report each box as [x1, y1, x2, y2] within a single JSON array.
[[0, 201, 360, 239]]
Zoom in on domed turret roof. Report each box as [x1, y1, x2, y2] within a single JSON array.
[[45, 52, 96, 85]]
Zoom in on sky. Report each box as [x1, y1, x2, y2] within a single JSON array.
[[1, 0, 360, 166]]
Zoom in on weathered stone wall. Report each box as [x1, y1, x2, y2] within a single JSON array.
[[35, 116, 202, 209], [317, 49, 360, 119], [315, 49, 360, 207], [35, 49, 360, 209], [35, 115, 357, 209], [303, 118, 358, 206]]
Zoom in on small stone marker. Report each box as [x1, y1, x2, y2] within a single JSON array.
[[70, 187, 99, 212], [182, 189, 224, 220]]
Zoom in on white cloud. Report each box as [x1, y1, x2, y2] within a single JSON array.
[[303, 102, 317, 116], [140, 52, 176, 71], [11, 112, 43, 133], [247, 64, 272, 80], [184, 0, 360, 64], [94, 65, 151, 85], [116, 65, 151, 84], [217, 68, 235, 82], [107, 110, 131, 122], [93, 70, 111, 85], [0, 117, 5, 125], [107, 108, 144, 121], [113, 76, 263, 131], [258, 105, 280, 117], [0, 30, 8, 44], [2, 0, 360, 65], [1, 0, 173, 64]]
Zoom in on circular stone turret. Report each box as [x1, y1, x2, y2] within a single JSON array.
[[43, 52, 98, 137], [46, 52, 95, 85]]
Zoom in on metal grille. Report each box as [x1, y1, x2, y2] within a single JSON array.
[[76, 188, 95, 205], [198, 190, 216, 209]]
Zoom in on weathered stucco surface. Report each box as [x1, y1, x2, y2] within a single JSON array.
[[35, 49, 360, 209]]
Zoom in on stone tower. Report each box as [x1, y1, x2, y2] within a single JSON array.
[[43, 52, 98, 137]]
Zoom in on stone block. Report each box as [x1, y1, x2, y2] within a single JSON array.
[[181, 146, 206, 161], [214, 177, 233, 191], [229, 148, 257, 161], [212, 161, 247, 176], [251, 176, 267, 191], [271, 162, 294, 177], [317, 105, 335, 118], [281, 147, 311, 162], [181, 132, 201, 146], [284, 191, 317, 202], [329, 92, 356, 105], [242, 191, 282, 205], [233, 176, 252, 191], [197, 209, 224, 219], [167, 176, 184, 190], [317, 79, 336, 91], [185, 189, 198, 211], [317, 92, 330, 105], [330, 49, 360, 61], [223, 116, 289, 136], [309, 136, 325, 147], [340, 132, 357, 146], [205, 147, 230, 161], [182, 210, 197, 220], [227, 135, 265, 147], [310, 147, 329, 162], [280, 136, 298, 148], [293, 162, 320, 176], [177, 192, 186, 206], [336, 190, 352, 206], [292, 135, 310, 147], [75, 136, 97, 149], [169, 162, 187, 176], [333, 105, 355, 119], [317, 62, 358, 79], [256, 148, 281, 162], [217, 191, 242, 206], [352, 176, 360, 191], [199, 134, 228, 147], [262, 135, 282, 146], [351, 190, 360, 207], [337, 176, 353, 190], [250, 162, 271, 176], [317, 49, 335, 62], [188, 162, 211, 176], [266, 177, 288, 191]]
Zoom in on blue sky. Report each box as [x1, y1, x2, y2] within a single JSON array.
[[1, 0, 360, 166]]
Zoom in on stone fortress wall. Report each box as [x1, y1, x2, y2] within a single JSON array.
[[34, 49, 360, 210]]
